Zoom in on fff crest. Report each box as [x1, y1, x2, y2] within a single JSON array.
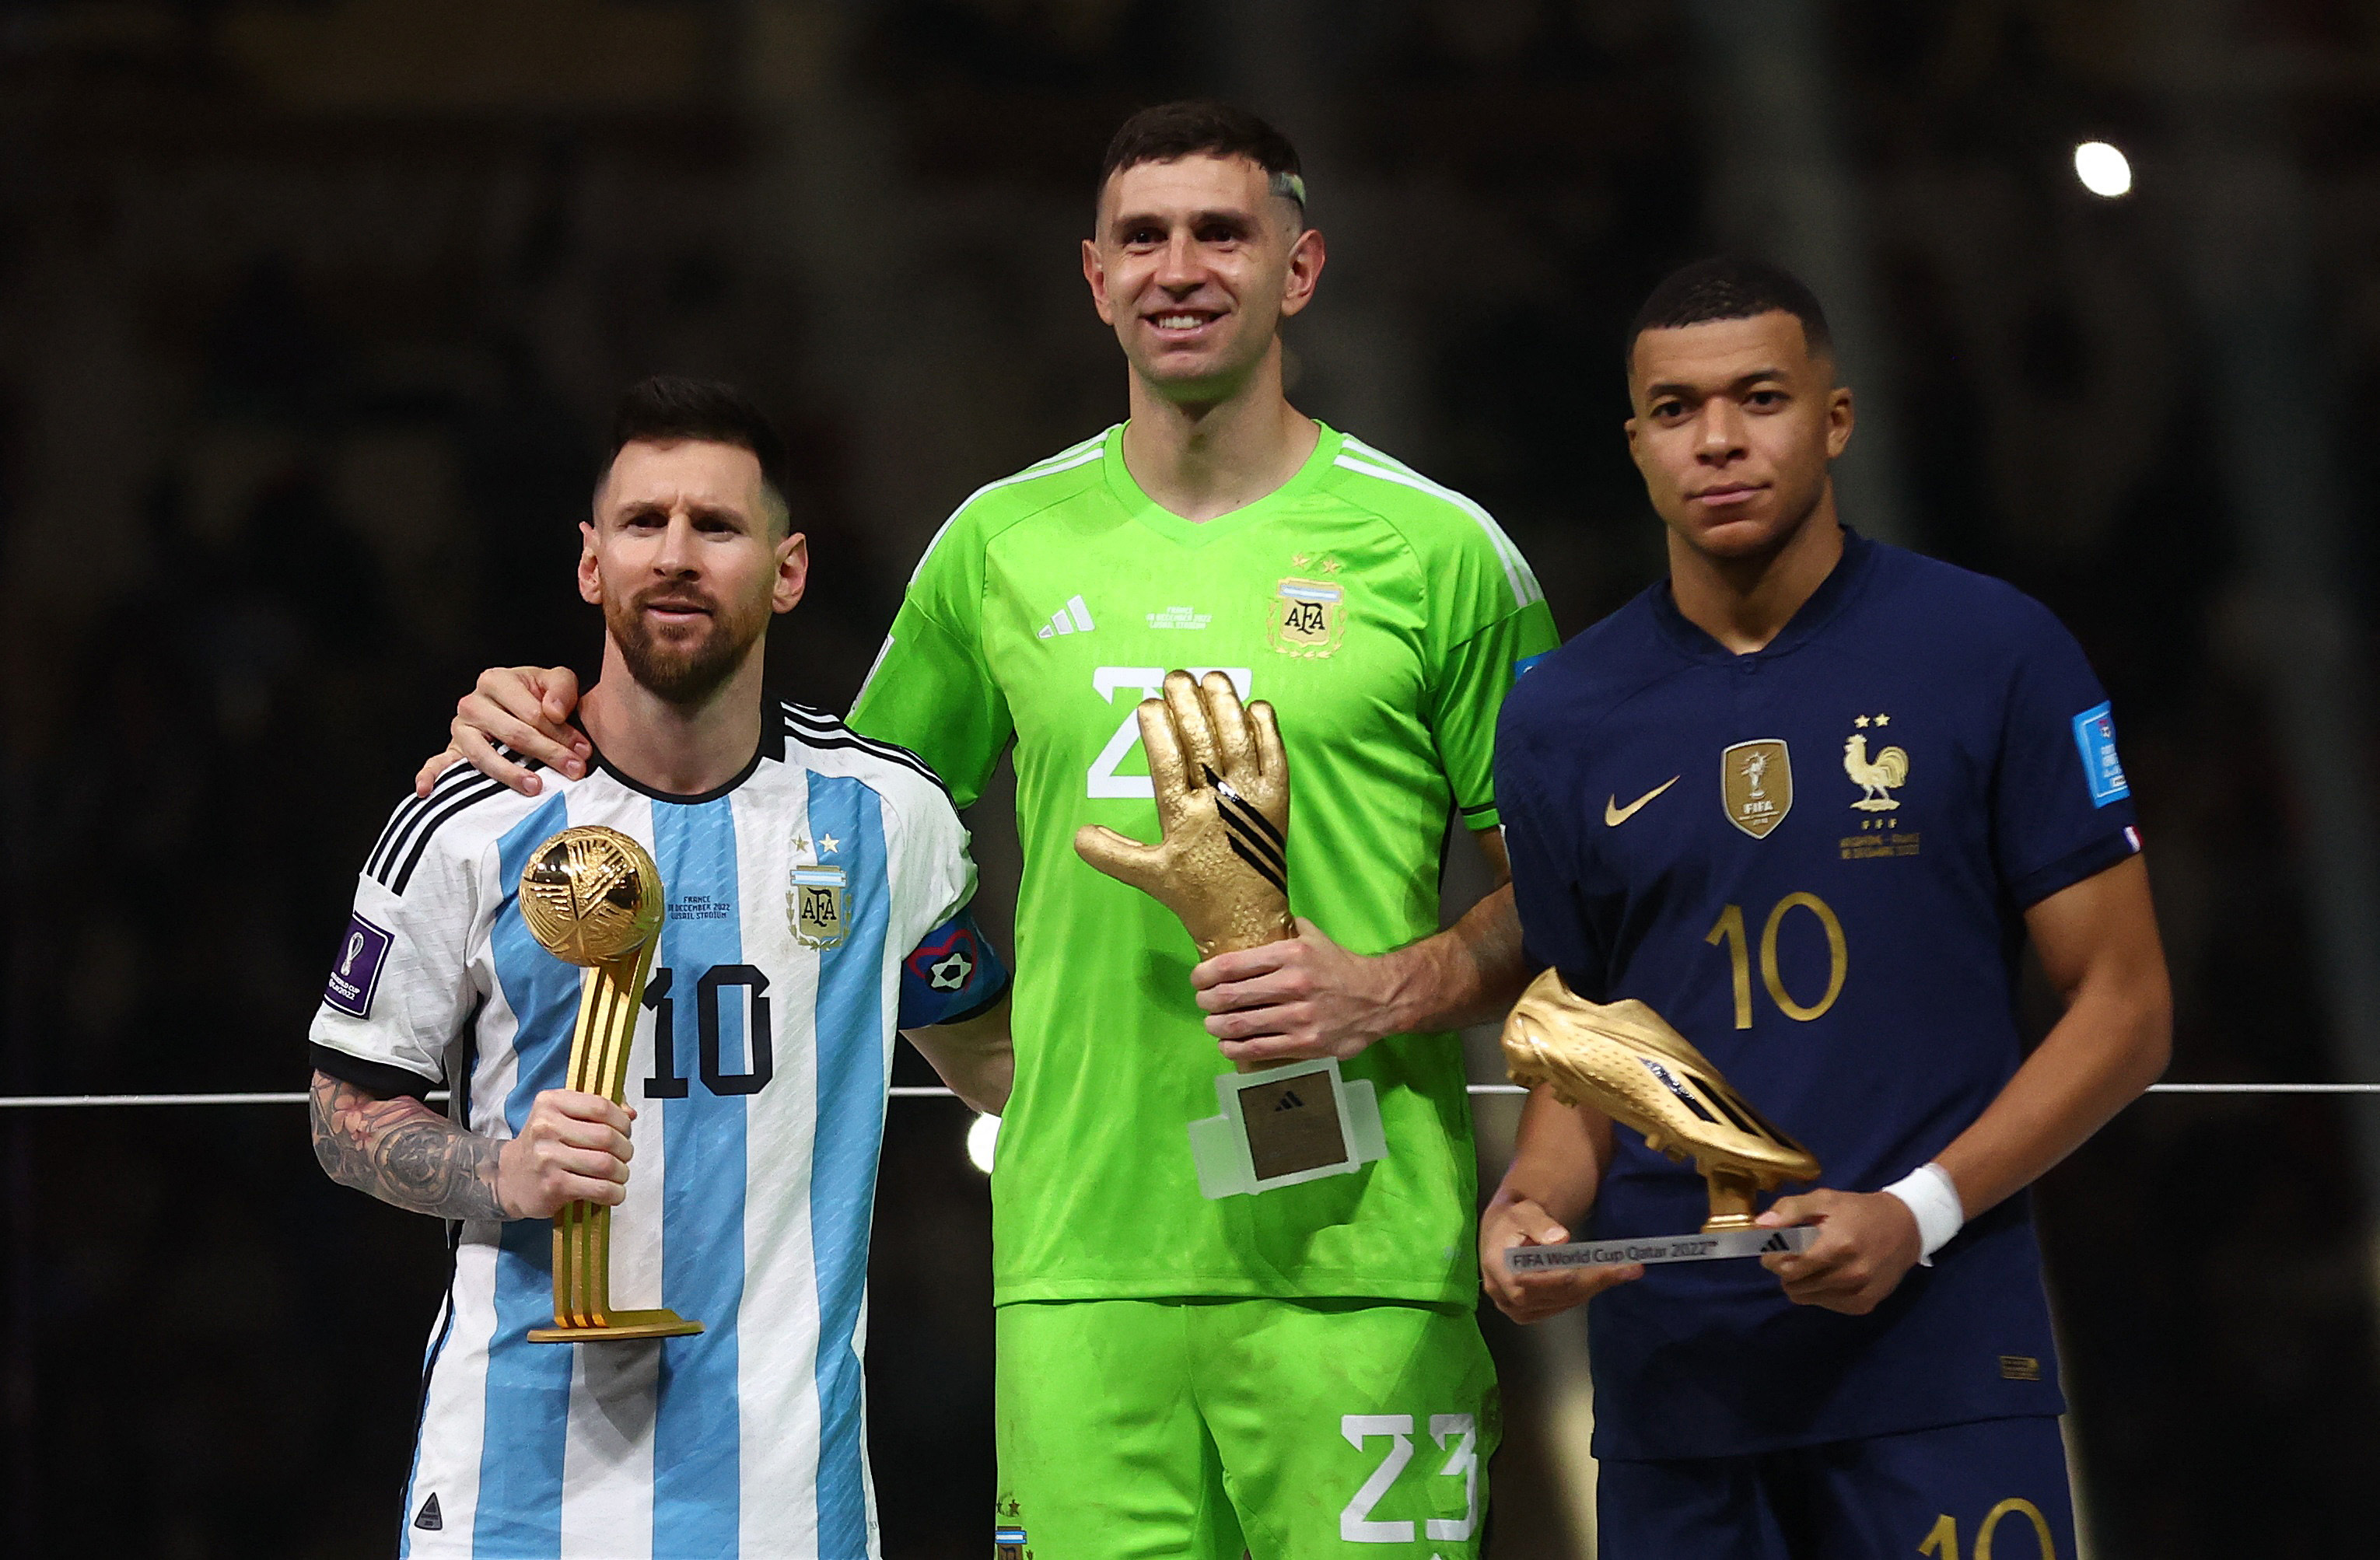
[[788, 864, 848, 950], [1721, 739, 1793, 839]]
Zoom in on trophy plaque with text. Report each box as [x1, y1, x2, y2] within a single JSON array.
[[1500, 970, 1820, 1271], [1074, 670, 1386, 1198], [516, 825, 704, 1342]]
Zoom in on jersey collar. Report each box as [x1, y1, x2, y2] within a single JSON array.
[[1649, 526, 1879, 665], [572, 700, 786, 806], [1104, 420, 1344, 549]]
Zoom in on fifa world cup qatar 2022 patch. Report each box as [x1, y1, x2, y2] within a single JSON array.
[[2071, 701, 2130, 806], [324, 913, 394, 1017]]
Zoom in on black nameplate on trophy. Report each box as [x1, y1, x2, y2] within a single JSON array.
[[1235, 1069, 1348, 1180]]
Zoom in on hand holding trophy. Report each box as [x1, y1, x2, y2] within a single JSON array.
[[1499, 968, 1821, 1271], [516, 825, 703, 1341], [1074, 671, 1384, 1198]]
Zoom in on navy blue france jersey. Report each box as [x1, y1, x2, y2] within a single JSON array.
[[1495, 531, 2140, 1460]]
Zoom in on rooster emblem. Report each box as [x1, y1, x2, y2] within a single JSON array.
[[1843, 732, 1908, 811]]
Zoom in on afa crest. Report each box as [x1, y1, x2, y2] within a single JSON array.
[[1269, 563, 1346, 658], [788, 865, 848, 950], [1721, 740, 1793, 838]]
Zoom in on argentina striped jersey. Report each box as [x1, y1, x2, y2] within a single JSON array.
[[310, 699, 1006, 1558]]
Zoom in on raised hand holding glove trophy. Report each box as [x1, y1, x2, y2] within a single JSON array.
[[1500, 967, 1821, 1271], [1074, 670, 1386, 1198]]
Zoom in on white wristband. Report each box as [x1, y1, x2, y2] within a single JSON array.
[[1881, 1163, 1964, 1266]]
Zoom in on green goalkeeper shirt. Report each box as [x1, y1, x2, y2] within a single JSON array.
[[849, 422, 1558, 1305]]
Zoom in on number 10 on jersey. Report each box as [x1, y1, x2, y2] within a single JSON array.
[[1706, 892, 1848, 1027]]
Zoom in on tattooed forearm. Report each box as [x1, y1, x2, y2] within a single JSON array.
[[309, 1070, 511, 1221]]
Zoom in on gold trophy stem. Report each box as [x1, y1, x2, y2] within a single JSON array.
[[527, 936, 704, 1344], [1701, 1165, 1760, 1232]]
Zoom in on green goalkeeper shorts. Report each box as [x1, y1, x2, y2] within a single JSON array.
[[992, 1296, 1500, 1560]]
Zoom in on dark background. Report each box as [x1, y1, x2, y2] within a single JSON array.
[[6, 1, 2380, 1554]]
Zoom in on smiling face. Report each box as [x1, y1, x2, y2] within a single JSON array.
[[579, 438, 806, 705], [1081, 152, 1324, 405], [1625, 310, 1853, 564]]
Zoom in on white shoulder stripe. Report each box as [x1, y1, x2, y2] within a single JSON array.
[[1332, 448, 1545, 608], [902, 432, 1113, 591]]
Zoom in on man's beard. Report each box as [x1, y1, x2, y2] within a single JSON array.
[[605, 584, 766, 706]]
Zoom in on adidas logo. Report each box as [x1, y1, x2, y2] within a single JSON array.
[[1036, 595, 1095, 639], [414, 1493, 443, 1530], [1275, 1090, 1305, 1111], [1758, 1232, 1794, 1254]]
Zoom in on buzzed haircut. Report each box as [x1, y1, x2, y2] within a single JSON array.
[[607, 375, 792, 533], [1627, 257, 1834, 375], [1097, 100, 1307, 214]]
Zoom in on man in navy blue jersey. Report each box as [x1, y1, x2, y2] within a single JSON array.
[[1481, 257, 2172, 1559]]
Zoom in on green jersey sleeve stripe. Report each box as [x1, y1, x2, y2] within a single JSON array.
[[1332, 443, 1545, 609], [898, 432, 1112, 592]]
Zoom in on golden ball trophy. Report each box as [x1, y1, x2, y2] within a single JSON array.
[[516, 825, 704, 1342], [1499, 969, 1822, 1270], [1075, 670, 1385, 1198]]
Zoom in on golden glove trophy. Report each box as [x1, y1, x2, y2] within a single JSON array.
[[1499, 969, 1822, 1271], [1075, 670, 1385, 1198], [516, 825, 704, 1342]]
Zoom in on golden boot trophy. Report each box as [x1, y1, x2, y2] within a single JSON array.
[[516, 825, 703, 1342], [1499, 968, 1822, 1271], [1074, 670, 1384, 1198]]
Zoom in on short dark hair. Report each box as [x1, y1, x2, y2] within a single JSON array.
[[607, 375, 791, 532], [1097, 100, 1307, 213], [1627, 257, 1833, 374]]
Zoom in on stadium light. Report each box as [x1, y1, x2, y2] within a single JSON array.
[[967, 1111, 1000, 1174], [2074, 141, 2132, 198]]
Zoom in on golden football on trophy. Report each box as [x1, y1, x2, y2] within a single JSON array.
[[1502, 969, 1820, 1229], [520, 826, 664, 967], [516, 823, 699, 1344]]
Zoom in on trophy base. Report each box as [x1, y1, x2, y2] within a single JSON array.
[[528, 1308, 705, 1344], [1504, 1225, 1814, 1273], [1188, 1056, 1388, 1199]]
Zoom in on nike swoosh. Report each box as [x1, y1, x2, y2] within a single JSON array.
[[1605, 775, 1681, 827]]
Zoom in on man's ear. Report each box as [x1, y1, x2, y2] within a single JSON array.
[[1825, 386, 1856, 460], [578, 520, 603, 605], [1277, 226, 1326, 320], [1082, 236, 1115, 326], [772, 532, 810, 615]]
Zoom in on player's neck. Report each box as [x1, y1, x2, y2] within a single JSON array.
[[1668, 498, 1846, 656], [580, 644, 767, 796], [1121, 343, 1318, 523]]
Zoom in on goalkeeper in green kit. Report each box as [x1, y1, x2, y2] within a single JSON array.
[[427, 102, 1555, 1559]]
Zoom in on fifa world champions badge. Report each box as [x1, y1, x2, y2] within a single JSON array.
[[1073, 669, 1387, 1197]]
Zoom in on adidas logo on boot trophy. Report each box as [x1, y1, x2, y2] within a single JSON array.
[[1499, 968, 1822, 1271]]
